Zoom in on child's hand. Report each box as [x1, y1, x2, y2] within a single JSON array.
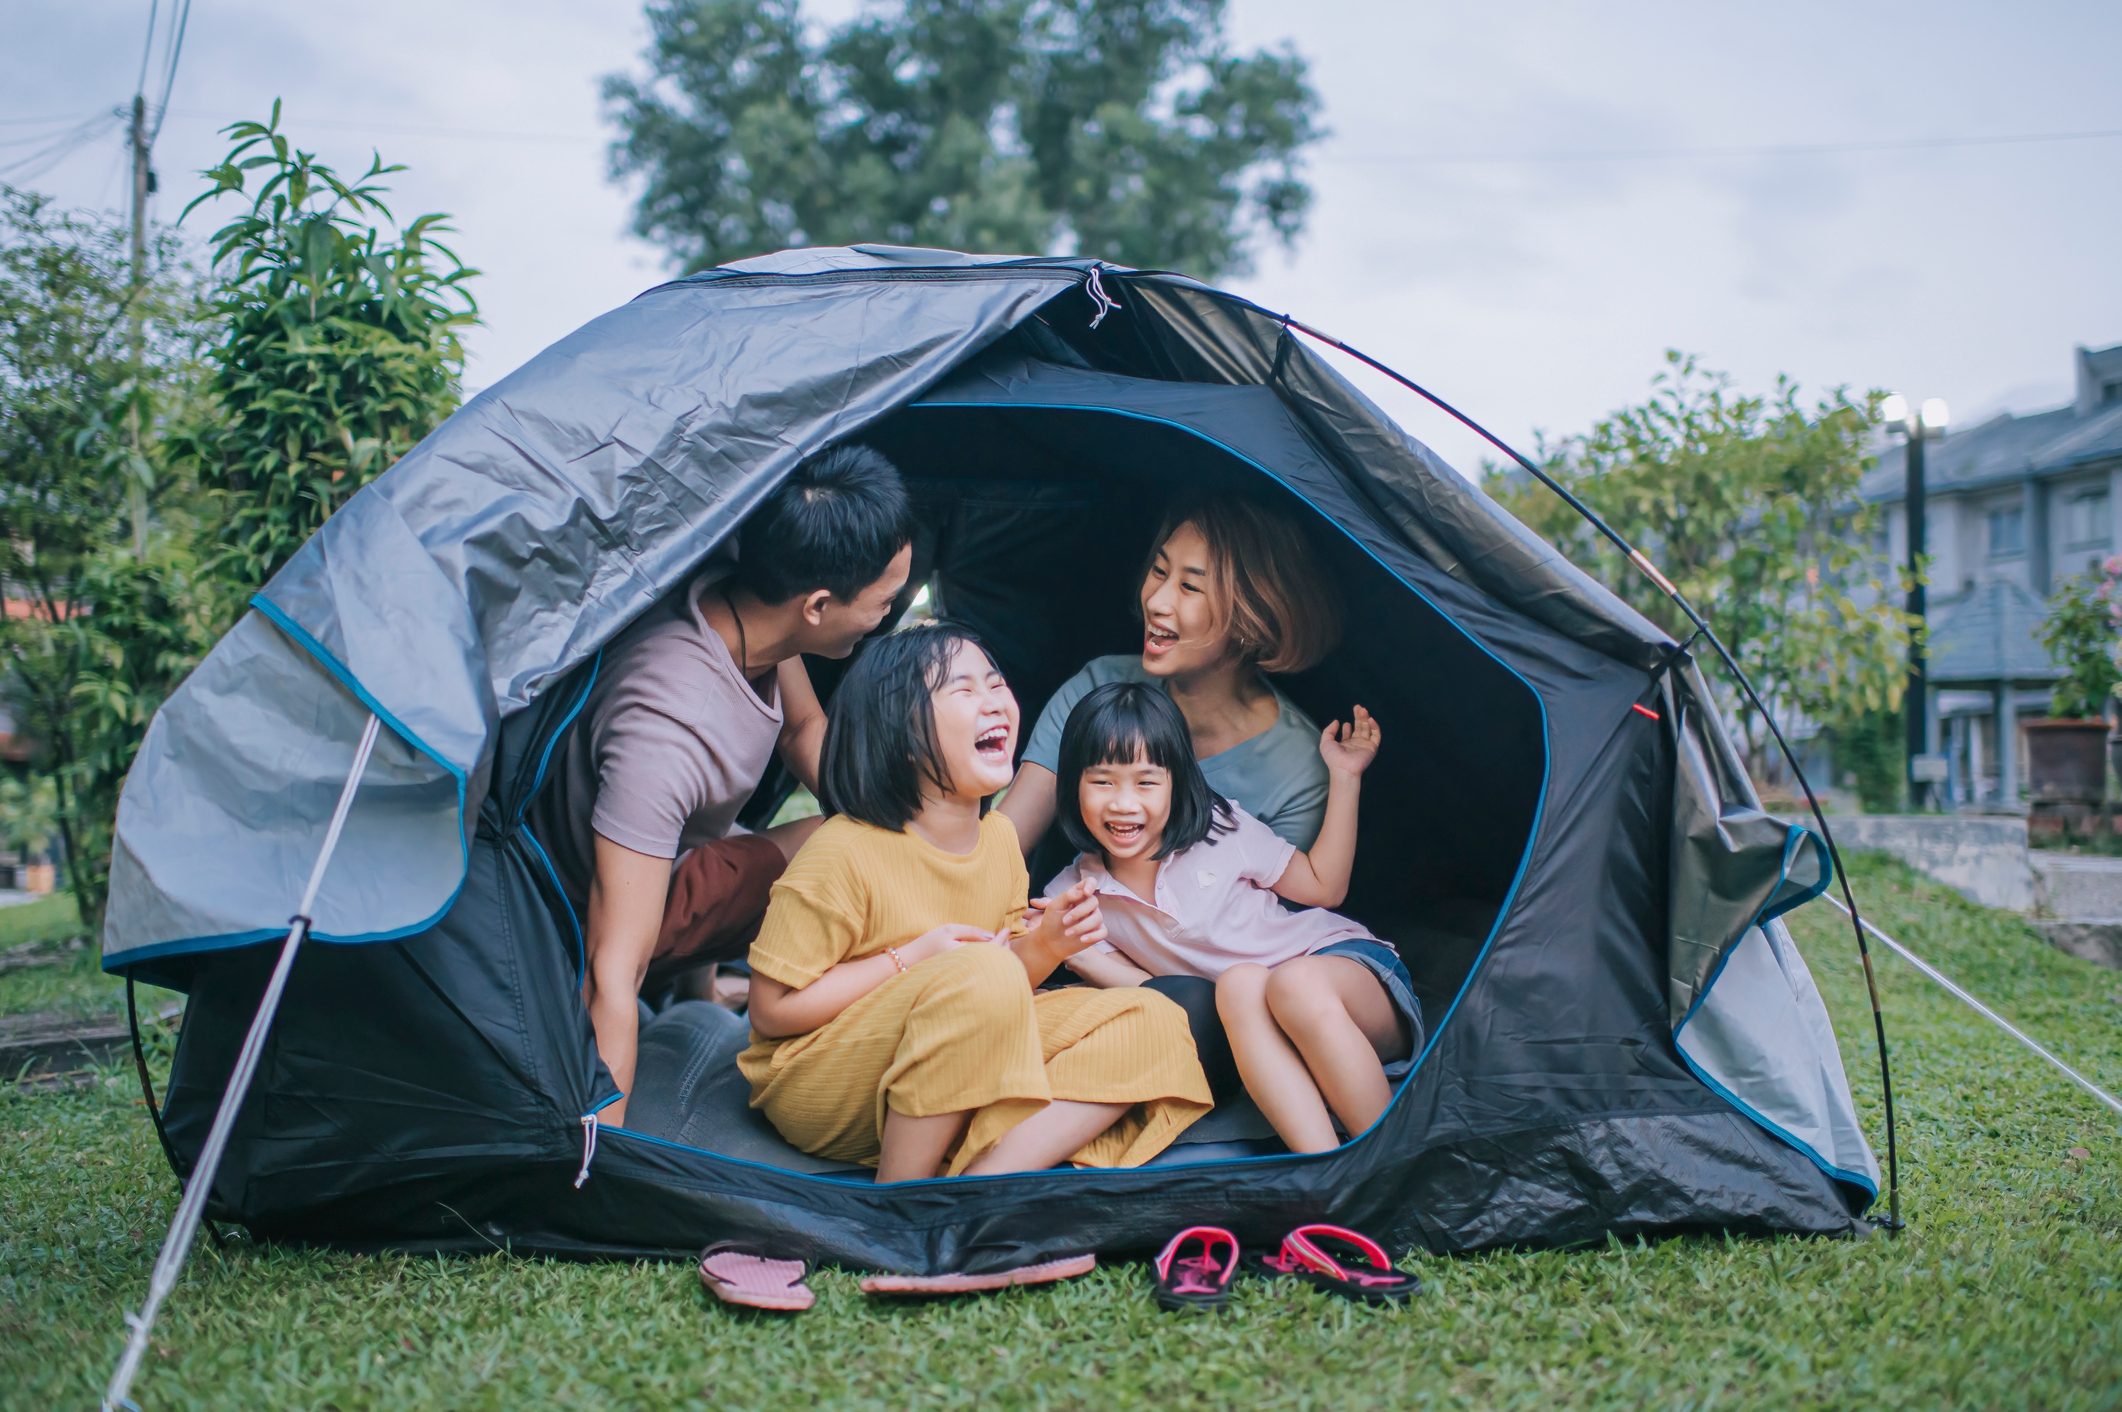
[[902, 923, 998, 967], [1019, 880, 1107, 959], [1319, 705, 1382, 778]]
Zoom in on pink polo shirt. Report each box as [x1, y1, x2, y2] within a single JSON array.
[[1045, 803, 1371, 980]]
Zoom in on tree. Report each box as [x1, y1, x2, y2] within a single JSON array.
[[0, 185, 208, 930], [175, 103, 478, 603], [603, 0, 1323, 278], [1488, 352, 1916, 779]]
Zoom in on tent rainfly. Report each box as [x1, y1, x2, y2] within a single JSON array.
[[104, 246, 1879, 1272]]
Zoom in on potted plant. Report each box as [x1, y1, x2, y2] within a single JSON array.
[[2030, 560, 2122, 806]]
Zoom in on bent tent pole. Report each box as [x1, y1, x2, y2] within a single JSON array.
[[1250, 303, 1907, 1230], [1825, 895, 2122, 1122], [105, 712, 383, 1412]]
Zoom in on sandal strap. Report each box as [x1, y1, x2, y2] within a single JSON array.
[[1283, 1224, 1391, 1280], [1154, 1225, 1238, 1283]]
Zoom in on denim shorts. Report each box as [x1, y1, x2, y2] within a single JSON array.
[[1314, 938, 1424, 1078]]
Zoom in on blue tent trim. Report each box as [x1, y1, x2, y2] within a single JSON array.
[[101, 595, 475, 974], [1672, 825, 1873, 1199]]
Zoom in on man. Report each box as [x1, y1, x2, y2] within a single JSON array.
[[529, 444, 915, 1125]]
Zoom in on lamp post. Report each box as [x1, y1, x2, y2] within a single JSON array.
[[1882, 393, 1950, 808]]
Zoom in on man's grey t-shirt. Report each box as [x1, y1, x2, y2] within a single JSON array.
[[1020, 654, 1330, 849], [528, 571, 782, 912]]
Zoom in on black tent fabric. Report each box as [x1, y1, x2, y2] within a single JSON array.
[[115, 249, 1876, 1271]]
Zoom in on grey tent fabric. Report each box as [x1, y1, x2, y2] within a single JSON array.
[[106, 257, 1089, 965], [104, 246, 1877, 1261]]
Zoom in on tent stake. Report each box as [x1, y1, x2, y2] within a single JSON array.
[[105, 712, 383, 1412]]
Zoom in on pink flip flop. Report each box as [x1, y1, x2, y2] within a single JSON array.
[[859, 1252, 1096, 1298], [1152, 1226, 1240, 1312], [1253, 1223, 1421, 1305], [699, 1241, 816, 1312]]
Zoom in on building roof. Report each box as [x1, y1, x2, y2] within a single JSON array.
[[1925, 578, 2064, 686], [1861, 399, 2122, 503]]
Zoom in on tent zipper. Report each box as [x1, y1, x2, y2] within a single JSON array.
[[575, 1113, 600, 1189]]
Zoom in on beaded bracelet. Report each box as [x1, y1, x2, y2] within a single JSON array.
[[887, 946, 907, 974]]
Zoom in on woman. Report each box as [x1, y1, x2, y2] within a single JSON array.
[[1000, 494, 1342, 854], [998, 495, 1343, 1098]]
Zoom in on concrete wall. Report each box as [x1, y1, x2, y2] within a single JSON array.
[[1828, 814, 2035, 913]]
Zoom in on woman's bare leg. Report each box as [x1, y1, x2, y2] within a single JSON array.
[[962, 1100, 1129, 1175], [877, 1106, 971, 1182], [1216, 963, 1339, 1152], [1264, 957, 1406, 1138]]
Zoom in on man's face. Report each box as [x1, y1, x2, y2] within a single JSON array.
[[800, 542, 914, 659]]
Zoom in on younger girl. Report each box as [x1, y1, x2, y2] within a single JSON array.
[[1049, 682, 1417, 1153], [739, 625, 1210, 1181]]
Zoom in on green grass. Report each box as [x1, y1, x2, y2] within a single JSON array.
[[3, 855, 2119, 1408], [0, 893, 136, 1022], [0, 893, 83, 948]]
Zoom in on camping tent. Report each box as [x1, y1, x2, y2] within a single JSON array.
[[103, 246, 1879, 1271]]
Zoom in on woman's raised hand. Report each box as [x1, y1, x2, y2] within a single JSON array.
[[1319, 705, 1383, 778]]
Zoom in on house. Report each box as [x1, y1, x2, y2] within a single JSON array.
[[1862, 342, 2122, 805]]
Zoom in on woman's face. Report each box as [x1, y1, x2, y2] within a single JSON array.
[[928, 638, 1020, 800], [1077, 749, 1172, 864], [1138, 521, 1233, 680]]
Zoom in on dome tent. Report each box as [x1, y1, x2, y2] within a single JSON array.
[[104, 246, 1879, 1271]]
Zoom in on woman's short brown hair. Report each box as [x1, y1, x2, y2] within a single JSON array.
[[1143, 495, 1342, 675]]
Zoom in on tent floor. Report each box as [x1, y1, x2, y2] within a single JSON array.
[[625, 1000, 1291, 1175], [623, 895, 1499, 1176]]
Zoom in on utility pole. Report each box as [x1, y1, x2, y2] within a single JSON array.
[[1883, 394, 1950, 809], [1903, 425, 1928, 807], [126, 92, 151, 556]]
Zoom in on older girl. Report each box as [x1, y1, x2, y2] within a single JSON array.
[[739, 625, 1210, 1181]]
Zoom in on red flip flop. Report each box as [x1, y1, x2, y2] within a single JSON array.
[[699, 1242, 816, 1312], [859, 1252, 1096, 1298], [1255, 1224, 1421, 1305], [1152, 1226, 1240, 1312]]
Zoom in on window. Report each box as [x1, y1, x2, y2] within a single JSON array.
[[2065, 489, 2111, 549], [1987, 505, 2026, 559]]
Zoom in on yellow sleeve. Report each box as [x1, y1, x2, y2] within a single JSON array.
[[988, 812, 1033, 935], [747, 823, 864, 989]]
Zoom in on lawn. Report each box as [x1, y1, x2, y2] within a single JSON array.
[[3, 855, 2118, 1408]]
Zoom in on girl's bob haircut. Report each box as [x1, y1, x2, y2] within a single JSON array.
[[1056, 682, 1233, 861], [1144, 494, 1342, 676], [820, 622, 1004, 832]]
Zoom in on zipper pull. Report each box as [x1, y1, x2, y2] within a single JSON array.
[[1084, 266, 1121, 329], [574, 1112, 600, 1189]]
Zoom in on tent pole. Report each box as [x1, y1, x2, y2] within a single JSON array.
[[104, 712, 383, 1412], [1267, 309, 1906, 1229]]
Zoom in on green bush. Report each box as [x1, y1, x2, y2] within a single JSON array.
[[174, 102, 477, 608]]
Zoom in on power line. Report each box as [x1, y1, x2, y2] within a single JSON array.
[[1331, 125, 2122, 166], [147, 0, 192, 143], [161, 108, 602, 145], [0, 110, 106, 127], [0, 111, 121, 181], [132, 0, 161, 98]]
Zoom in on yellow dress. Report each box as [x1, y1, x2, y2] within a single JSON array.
[[738, 813, 1211, 1175]]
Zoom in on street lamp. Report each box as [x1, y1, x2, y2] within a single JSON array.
[[1882, 392, 1950, 807]]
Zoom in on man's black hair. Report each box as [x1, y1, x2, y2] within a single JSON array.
[[1055, 682, 1233, 861], [820, 623, 1002, 832], [734, 444, 914, 606]]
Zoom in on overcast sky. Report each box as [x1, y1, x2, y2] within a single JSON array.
[[5, 0, 2117, 474]]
